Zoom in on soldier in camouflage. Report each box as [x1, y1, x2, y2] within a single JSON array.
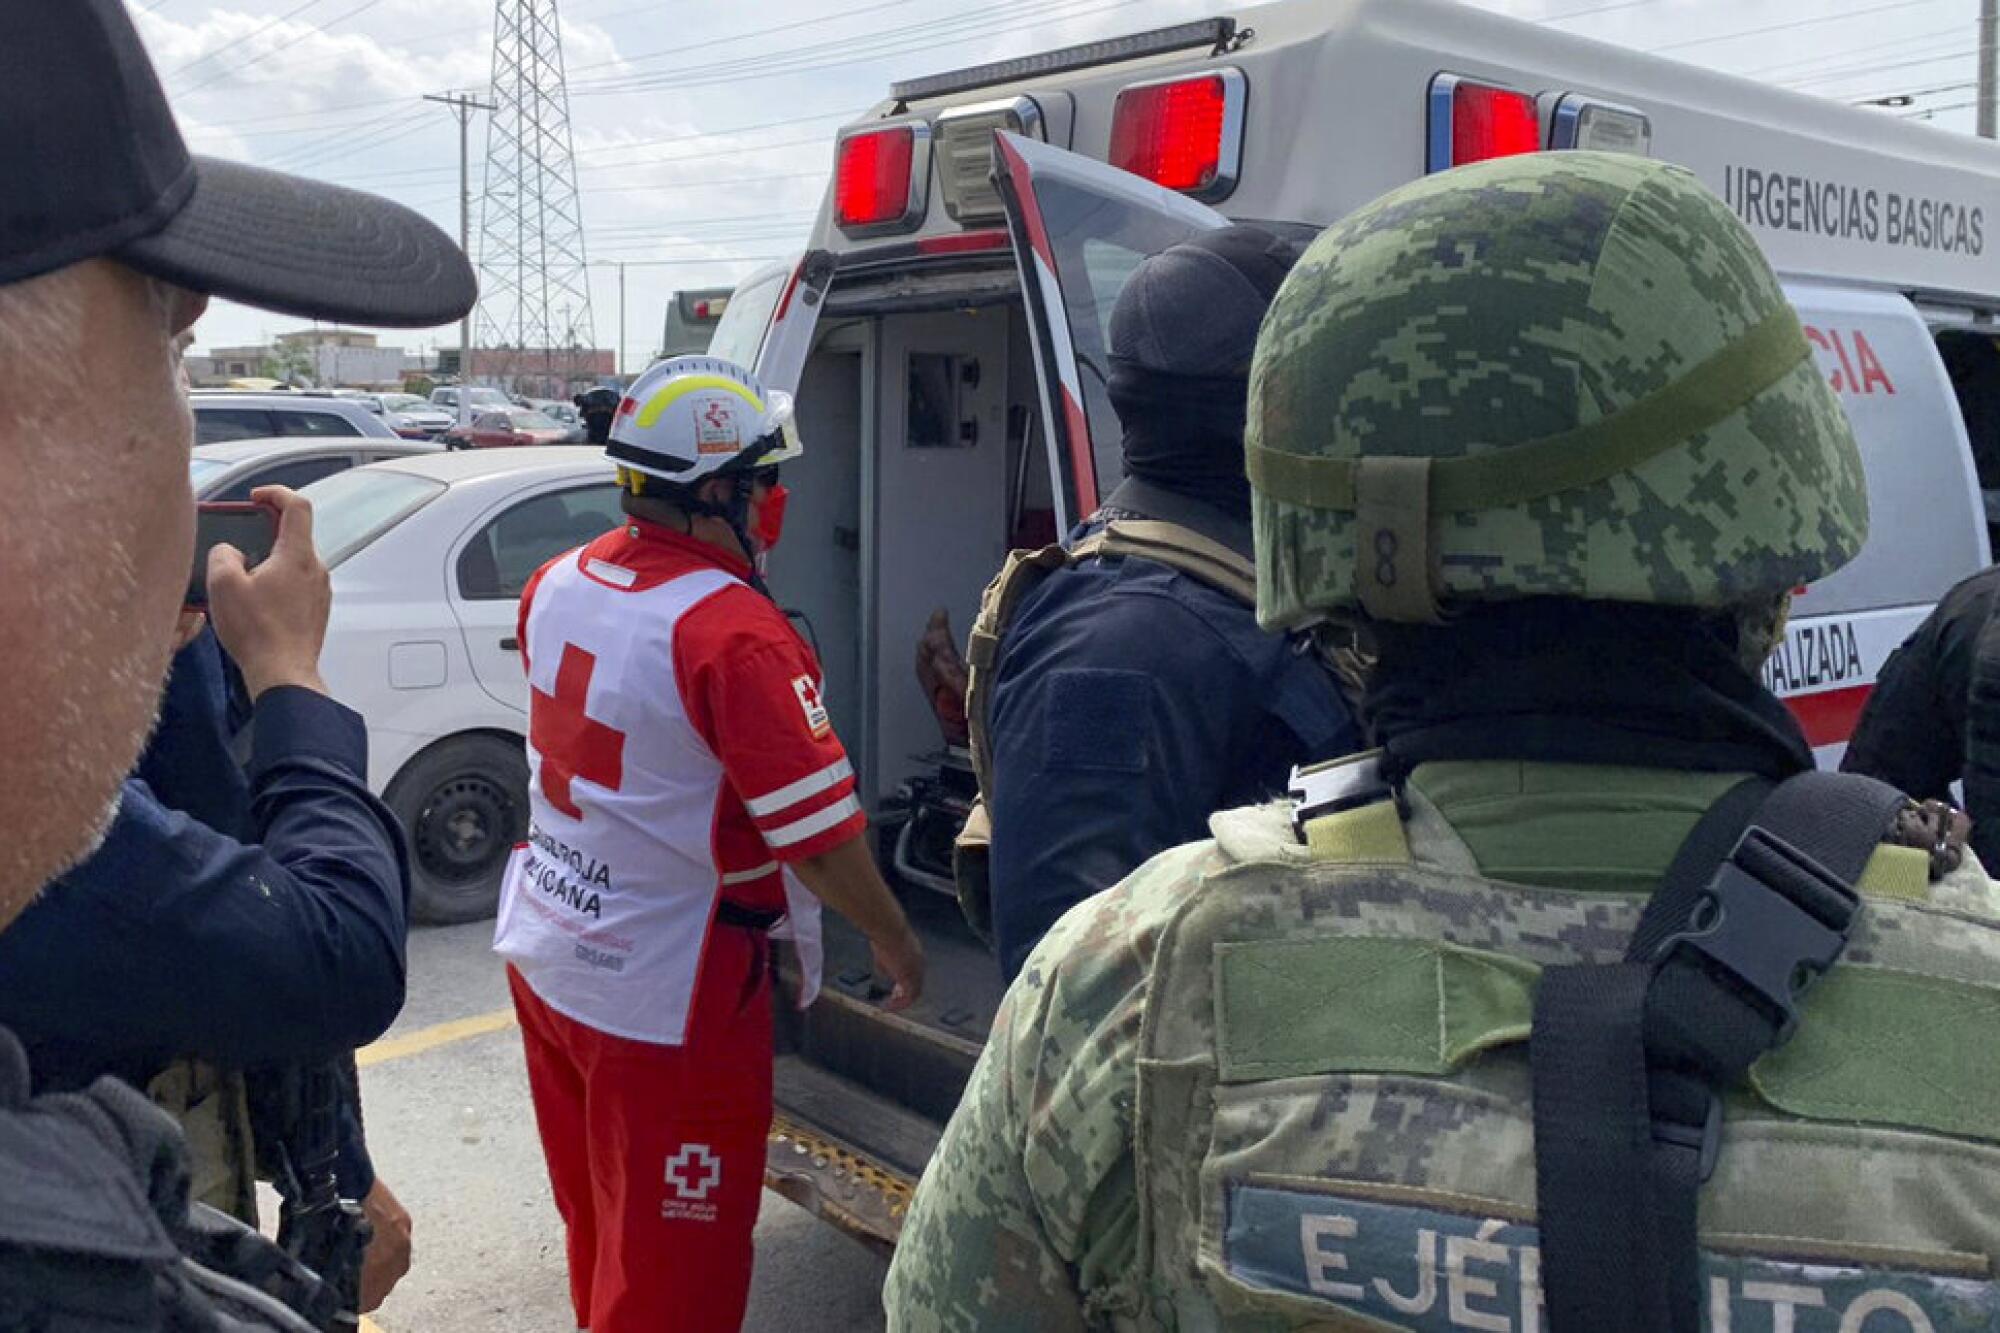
[[884, 152, 2000, 1331]]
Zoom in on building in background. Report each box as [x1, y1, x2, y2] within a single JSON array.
[[438, 346, 617, 398], [195, 330, 408, 389]]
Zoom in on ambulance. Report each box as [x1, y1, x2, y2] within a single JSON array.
[[708, 0, 2000, 1246]]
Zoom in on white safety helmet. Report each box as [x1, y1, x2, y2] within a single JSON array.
[[606, 355, 803, 485]]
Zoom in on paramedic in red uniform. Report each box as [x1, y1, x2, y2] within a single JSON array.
[[493, 356, 926, 1333]]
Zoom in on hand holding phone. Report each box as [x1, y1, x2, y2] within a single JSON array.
[[187, 501, 279, 608], [204, 487, 333, 701]]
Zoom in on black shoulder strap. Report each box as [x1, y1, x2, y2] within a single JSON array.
[[1529, 769, 1907, 1333]]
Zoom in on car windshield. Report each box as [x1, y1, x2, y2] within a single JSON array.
[[510, 411, 563, 429], [467, 388, 510, 406], [302, 468, 448, 567], [380, 394, 426, 411]]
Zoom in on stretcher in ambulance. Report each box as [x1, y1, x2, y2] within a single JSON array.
[[714, 0, 2000, 1247]]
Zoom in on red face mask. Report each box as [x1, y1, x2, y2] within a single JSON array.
[[753, 483, 789, 553]]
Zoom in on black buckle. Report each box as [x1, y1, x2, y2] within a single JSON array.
[[1651, 1090, 1724, 1183], [1288, 755, 1392, 841], [1653, 826, 1860, 1042]]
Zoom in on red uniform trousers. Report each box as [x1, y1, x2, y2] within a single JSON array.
[[509, 921, 773, 1333]]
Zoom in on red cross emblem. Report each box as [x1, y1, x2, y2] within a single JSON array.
[[531, 644, 626, 819], [702, 400, 731, 431], [664, 1144, 722, 1201]]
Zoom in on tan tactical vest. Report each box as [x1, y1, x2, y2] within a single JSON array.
[[149, 1059, 258, 1225], [1133, 753, 2000, 1331], [953, 520, 1257, 941]]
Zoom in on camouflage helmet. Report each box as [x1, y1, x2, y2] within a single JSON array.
[[1246, 151, 1866, 631]]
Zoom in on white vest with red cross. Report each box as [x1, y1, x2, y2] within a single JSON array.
[[493, 549, 823, 1046]]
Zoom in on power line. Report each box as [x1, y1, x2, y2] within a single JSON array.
[[260, 105, 418, 169], [1778, 41, 1973, 90], [274, 112, 440, 173], [581, 256, 789, 267], [1742, 23, 1967, 81], [1651, 0, 1959, 54], [175, 0, 389, 96], [326, 128, 829, 188], [1533, 0, 1660, 22], [1852, 79, 1976, 105], [567, 0, 920, 75], [572, 107, 861, 159], [584, 169, 827, 197], [166, 0, 322, 78], [567, 0, 1150, 99]]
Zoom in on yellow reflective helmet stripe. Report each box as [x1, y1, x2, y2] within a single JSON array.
[[633, 374, 765, 430]]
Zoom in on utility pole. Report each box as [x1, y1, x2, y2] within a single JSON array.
[[617, 261, 627, 379], [423, 89, 496, 392], [1982, 0, 1998, 139]]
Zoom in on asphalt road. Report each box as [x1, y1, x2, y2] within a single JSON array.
[[354, 920, 891, 1333]]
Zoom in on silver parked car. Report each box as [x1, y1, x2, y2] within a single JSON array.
[[190, 391, 398, 446]]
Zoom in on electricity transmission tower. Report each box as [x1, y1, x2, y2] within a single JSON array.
[[473, 0, 596, 389]]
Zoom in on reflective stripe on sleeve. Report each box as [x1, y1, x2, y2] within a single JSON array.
[[720, 862, 779, 885], [763, 795, 864, 848], [743, 758, 854, 818]]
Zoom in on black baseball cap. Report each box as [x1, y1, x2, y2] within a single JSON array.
[[2, 0, 477, 327]]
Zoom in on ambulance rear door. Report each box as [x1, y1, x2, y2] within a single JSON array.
[[992, 130, 1231, 533], [1775, 281, 1990, 766]]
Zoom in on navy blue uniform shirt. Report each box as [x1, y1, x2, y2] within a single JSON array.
[[986, 494, 1360, 980], [0, 634, 408, 1194]]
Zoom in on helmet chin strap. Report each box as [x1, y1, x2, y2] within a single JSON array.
[[681, 439, 777, 597]]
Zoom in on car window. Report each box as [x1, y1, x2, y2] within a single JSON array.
[[303, 468, 449, 567], [271, 409, 363, 438], [474, 412, 508, 430], [510, 411, 563, 430], [456, 485, 626, 601], [215, 453, 354, 501], [194, 408, 275, 445]]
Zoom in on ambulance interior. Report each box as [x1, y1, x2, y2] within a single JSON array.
[[753, 261, 1046, 1150]]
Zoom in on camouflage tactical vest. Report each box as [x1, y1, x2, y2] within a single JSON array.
[[952, 519, 1256, 941], [1133, 754, 2000, 1332]]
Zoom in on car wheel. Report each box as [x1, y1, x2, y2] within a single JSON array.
[[386, 734, 528, 925]]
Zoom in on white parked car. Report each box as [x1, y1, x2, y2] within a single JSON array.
[[191, 436, 439, 501], [375, 392, 457, 440], [304, 446, 624, 922]]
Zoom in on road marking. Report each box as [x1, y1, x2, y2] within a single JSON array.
[[356, 1007, 517, 1069]]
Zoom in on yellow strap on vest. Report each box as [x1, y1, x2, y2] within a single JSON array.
[[1301, 799, 1412, 864]]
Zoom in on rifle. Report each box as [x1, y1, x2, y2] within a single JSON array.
[[252, 1059, 373, 1331]]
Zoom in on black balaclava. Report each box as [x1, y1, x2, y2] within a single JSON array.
[[1105, 223, 1304, 521]]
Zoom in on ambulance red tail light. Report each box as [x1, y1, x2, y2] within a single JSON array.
[[1427, 74, 1541, 173], [1108, 68, 1246, 201], [834, 120, 932, 236]]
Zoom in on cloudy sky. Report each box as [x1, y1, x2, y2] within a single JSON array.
[[127, 0, 1994, 363]]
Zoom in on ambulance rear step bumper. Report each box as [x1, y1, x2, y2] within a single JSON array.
[[765, 1055, 943, 1253]]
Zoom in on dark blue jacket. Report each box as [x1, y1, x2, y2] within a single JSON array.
[[0, 633, 408, 1194], [986, 491, 1360, 981]]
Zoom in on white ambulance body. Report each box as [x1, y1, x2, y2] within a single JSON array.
[[720, 0, 2000, 1244], [723, 0, 1997, 805]]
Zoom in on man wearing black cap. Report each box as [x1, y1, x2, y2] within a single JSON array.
[[0, 1, 474, 1325], [974, 226, 1360, 981]]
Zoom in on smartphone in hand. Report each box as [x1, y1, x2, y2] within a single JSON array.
[[187, 501, 279, 608]]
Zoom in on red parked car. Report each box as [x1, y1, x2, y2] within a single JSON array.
[[443, 407, 580, 449]]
